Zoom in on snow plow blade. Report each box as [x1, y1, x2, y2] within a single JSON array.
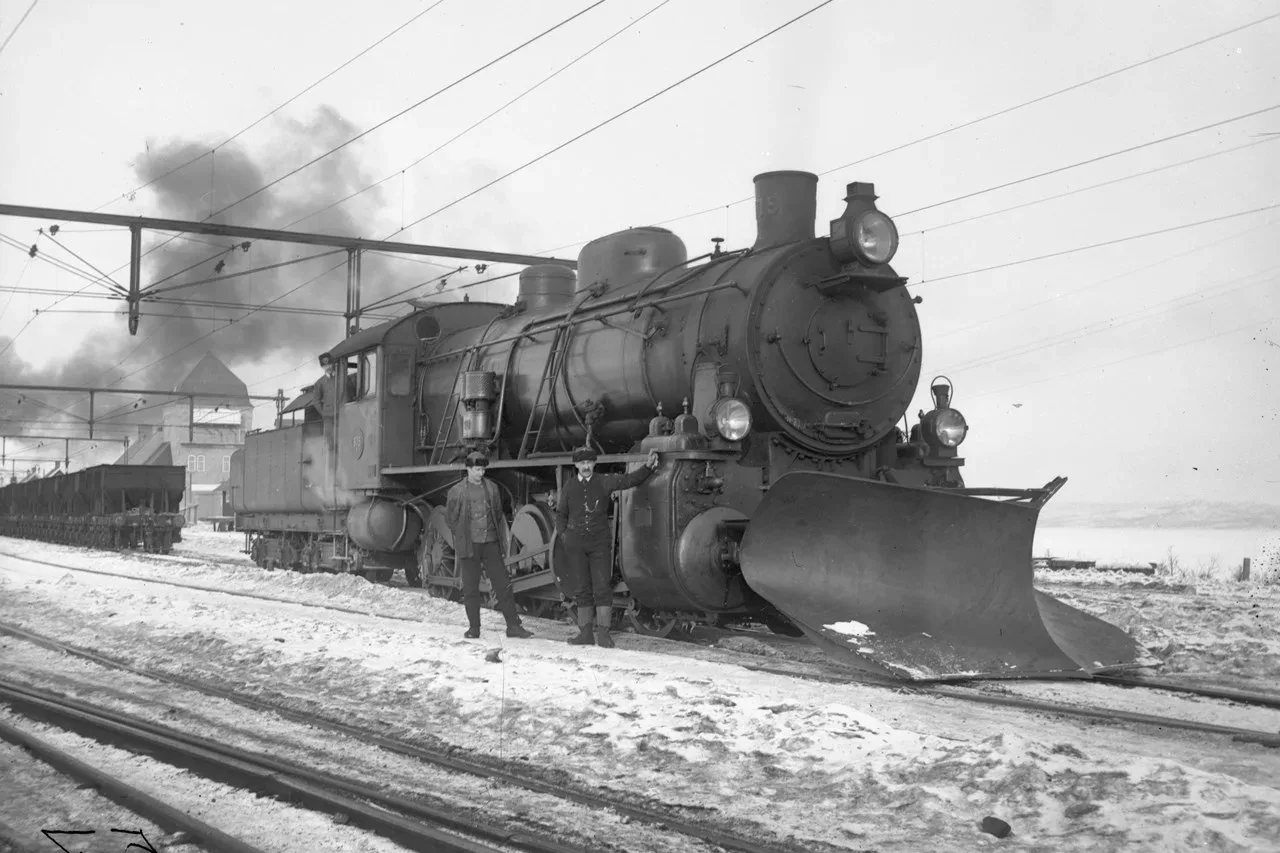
[[739, 472, 1152, 681]]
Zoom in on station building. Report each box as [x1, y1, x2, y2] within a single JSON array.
[[114, 352, 254, 522]]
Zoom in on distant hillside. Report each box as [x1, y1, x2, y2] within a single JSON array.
[[1040, 501, 1280, 530]]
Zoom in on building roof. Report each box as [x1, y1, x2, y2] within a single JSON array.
[[174, 352, 250, 405]]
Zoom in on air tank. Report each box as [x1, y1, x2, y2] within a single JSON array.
[[348, 498, 423, 553]]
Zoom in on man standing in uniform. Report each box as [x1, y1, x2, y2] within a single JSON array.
[[445, 451, 533, 640], [555, 446, 660, 648]]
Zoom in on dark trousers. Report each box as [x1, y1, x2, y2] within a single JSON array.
[[458, 540, 518, 627], [564, 532, 613, 607]]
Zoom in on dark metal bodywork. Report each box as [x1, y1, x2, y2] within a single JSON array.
[[222, 170, 1151, 681], [0, 464, 186, 553]]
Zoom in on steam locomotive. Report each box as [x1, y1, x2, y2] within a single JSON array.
[[229, 171, 1148, 681]]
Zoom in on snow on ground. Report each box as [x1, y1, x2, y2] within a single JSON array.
[[1, 529, 1279, 852]]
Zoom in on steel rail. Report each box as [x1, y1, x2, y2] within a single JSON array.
[[1093, 674, 1280, 710], [0, 617, 823, 853], [0, 713, 267, 853], [0, 679, 576, 853], [735, 659, 1280, 748], [6, 548, 1280, 724]]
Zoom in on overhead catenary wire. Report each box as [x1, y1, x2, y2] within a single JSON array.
[[37, 231, 129, 296], [285, 0, 674, 231], [932, 218, 1279, 343], [920, 135, 1280, 235], [895, 103, 1280, 220], [967, 316, 1274, 404], [93, 0, 452, 212], [0, 256, 32, 323], [72, 1, 611, 377], [392, 0, 839, 237], [12, 6, 1280, 435], [909, 202, 1280, 288], [100, 258, 352, 392], [566, 9, 1280, 244], [943, 266, 1280, 375], [0, 234, 122, 289], [204, 1, 610, 225], [817, 10, 1280, 179], [0, 0, 39, 58]]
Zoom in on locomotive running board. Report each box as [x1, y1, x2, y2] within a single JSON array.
[[739, 472, 1154, 681]]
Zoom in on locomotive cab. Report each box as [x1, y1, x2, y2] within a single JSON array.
[[321, 317, 421, 491]]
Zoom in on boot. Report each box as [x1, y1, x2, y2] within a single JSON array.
[[594, 605, 615, 649], [566, 605, 595, 645], [501, 601, 533, 639], [463, 596, 481, 639]]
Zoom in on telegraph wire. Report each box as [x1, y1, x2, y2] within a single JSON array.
[[577, 10, 1280, 244], [38, 231, 130, 295], [83, 1, 609, 373], [285, 0, 673, 232], [896, 103, 1280, 220], [0, 0, 39, 58], [94, 0, 452, 212], [0, 256, 30, 323], [910, 202, 1280, 288], [101, 258, 352, 391], [44, 1, 657, 403], [931, 218, 1279, 344], [394, 0, 837, 235], [966, 316, 1274, 404], [943, 266, 1280, 375], [0, 234, 113, 289], [206, 1, 610, 224], [818, 10, 1280, 180], [920, 135, 1280, 235]]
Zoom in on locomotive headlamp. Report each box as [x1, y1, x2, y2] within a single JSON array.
[[933, 409, 968, 447], [854, 210, 898, 264], [920, 376, 967, 449], [829, 181, 901, 269], [712, 397, 752, 441]]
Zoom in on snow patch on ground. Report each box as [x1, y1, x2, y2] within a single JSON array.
[[2, 533, 1279, 851]]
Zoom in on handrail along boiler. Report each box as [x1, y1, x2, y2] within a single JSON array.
[[229, 170, 1149, 681]]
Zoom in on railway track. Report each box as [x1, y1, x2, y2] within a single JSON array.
[[0, 679, 585, 853], [4, 547, 1279, 751], [0, 621, 824, 853]]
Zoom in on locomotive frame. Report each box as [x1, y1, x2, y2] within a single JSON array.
[[230, 171, 966, 634], [228, 170, 1149, 679]]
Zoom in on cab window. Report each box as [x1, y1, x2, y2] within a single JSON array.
[[386, 349, 412, 397], [358, 350, 379, 399]]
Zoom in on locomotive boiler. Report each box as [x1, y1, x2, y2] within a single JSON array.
[[230, 170, 1150, 681]]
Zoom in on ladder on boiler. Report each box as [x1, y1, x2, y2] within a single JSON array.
[[427, 347, 476, 466], [516, 323, 572, 459]]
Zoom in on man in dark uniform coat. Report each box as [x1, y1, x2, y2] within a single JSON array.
[[445, 451, 533, 640], [554, 446, 660, 648]]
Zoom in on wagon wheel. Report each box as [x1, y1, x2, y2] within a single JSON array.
[[625, 604, 680, 638], [419, 507, 460, 600]]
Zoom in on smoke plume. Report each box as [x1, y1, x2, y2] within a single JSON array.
[[1, 106, 490, 460]]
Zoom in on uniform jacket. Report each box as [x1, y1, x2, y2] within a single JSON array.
[[554, 465, 653, 540], [445, 477, 510, 560]]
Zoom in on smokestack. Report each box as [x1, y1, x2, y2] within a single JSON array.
[[752, 170, 818, 250]]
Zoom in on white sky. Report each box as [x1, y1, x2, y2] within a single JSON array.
[[1, 0, 1278, 505]]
